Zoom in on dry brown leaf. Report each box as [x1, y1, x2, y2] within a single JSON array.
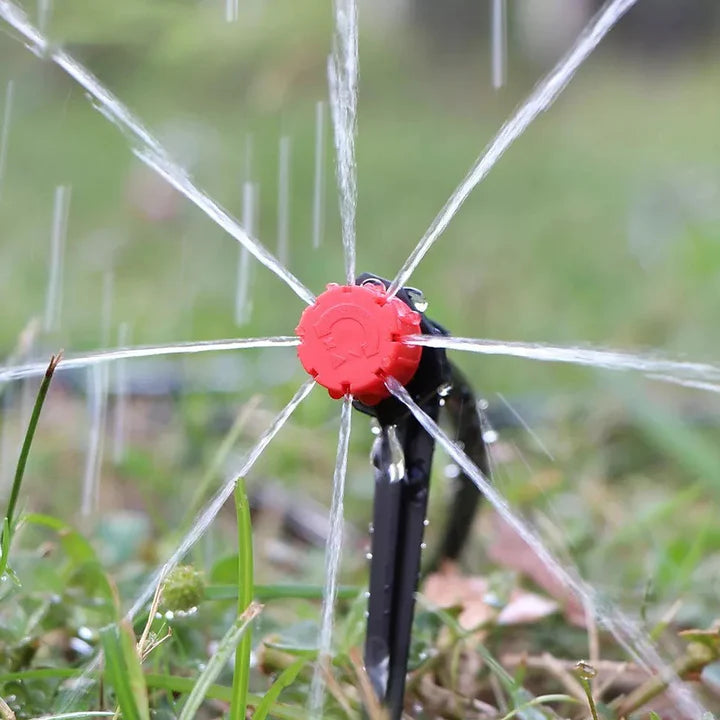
[[422, 566, 558, 631], [497, 591, 558, 625], [487, 512, 586, 626]]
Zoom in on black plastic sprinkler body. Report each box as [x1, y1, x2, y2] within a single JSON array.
[[295, 272, 489, 719]]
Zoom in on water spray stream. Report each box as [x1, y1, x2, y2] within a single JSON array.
[[386, 377, 708, 717], [236, 182, 258, 326], [0, 0, 315, 306], [111, 322, 130, 465], [328, 0, 358, 284], [0, 336, 300, 384], [309, 395, 353, 718], [387, 0, 639, 298], [44, 185, 71, 334], [81, 363, 108, 517], [312, 101, 327, 250], [225, 0, 238, 22], [490, 0, 507, 89], [0, 79, 14, 201], [277, 135, 291, 265], [404, 334, 720, 387], [648, 374, 720, 396], [100, 270, 114, 347]]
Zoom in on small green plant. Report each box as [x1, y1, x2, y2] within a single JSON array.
[[160, 565, 205, 613]]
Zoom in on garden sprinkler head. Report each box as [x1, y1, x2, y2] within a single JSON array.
[[295, 275, 423, 405]]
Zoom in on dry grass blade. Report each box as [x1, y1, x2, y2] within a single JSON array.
[[0, 695, 16, 720], [136, 564, 169, 660], [348, 648, 387, 720]]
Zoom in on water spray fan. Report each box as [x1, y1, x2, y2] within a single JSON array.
[[296, 273, 489, 719]]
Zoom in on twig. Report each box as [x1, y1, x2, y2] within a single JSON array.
[[322, 660, 358, 718], [137, 563, 169, 658], [348, 647, 387, 720], [582, 594, 600, 695], [414, 674, 480, 720], [539, 652, 586, 702], [612, 642, 716, 717], [501, 653, 646, 684], [407, 647, 448, 693], [488, 674, 508, 714], [0, 695, 16, 720], [4, 352, 61, 531], [596, 661, 629, 699]]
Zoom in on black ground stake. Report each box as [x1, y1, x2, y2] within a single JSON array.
[[353, 274, 489, 719]]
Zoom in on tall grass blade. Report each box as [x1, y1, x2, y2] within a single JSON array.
[[179, 602, 262, 720], [3, 353, 60, 540], [252, 658, 306, 720], [230, 476, 255, 720], [99, 622, 150, 720]]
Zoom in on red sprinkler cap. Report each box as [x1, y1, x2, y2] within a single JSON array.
[[296, 283, 423, 405]]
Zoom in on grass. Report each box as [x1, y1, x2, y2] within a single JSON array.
[[1, 0, 720, 717], [230, 476, 254, 719]]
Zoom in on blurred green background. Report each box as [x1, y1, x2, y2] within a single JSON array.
[[2, 0, 720, 619]]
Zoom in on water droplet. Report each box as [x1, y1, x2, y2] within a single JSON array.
[[78, 626, 94, 641], [437, 382, 453, 397], [423, 518, 430, 527], [365, 552, 373, 560], [370, 420, 381, 436], [439, 398, 446, 407], [420, 542, 427, 550], [164, 610, 175, 621], [175, 606, 199, 618], [368, 522, 374, 534], [575, 660, 598, 680], [444, 463, 460, 479], [364, 591, 370, 598], [406, 287, 429, 312], [478, 398, 489, 411], [482, 429, 499, 444], [364, 611, 369, 618]]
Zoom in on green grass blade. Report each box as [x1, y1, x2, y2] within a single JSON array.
[[3, 353, 60, 544], [230, 476, 255, 720], [251, 658, 306, 720], [0, 517, 10, 576], [205, 583, 360, 601], [498, 694, 578, 720], [30, 713, 115, 719], [0, 669, 305, 719], [179, 601, 262, 720], [145, 673, 299, 717], [100, 622, 150, 720]]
